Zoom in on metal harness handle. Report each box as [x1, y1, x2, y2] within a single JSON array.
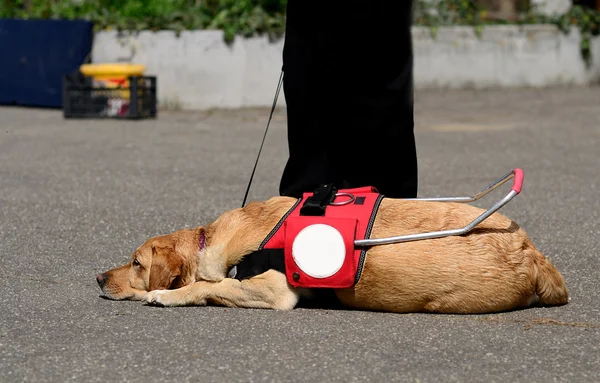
[[354, 169, 524, 247]]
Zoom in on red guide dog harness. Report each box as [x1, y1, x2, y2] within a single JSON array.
[[231, 185, 384, 289]]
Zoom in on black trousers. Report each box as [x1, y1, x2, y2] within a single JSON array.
[[279, 1, 418, 199]]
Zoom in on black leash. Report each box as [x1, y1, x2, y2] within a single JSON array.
[[241, 70, 284, 208]]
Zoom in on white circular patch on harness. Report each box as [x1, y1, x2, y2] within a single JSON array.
[[292, 224, 346, 279]]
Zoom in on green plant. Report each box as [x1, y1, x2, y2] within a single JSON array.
[[1, 0, 598, 63], [202, 0, 286, 42], [524, 5, 600, 66], [414, 0, 487, 38], [0, 0, 287, 42]]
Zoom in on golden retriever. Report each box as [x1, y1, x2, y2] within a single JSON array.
[[96, 196, 568, 313]]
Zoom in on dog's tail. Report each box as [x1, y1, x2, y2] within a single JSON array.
[[532, 247, 569, 306]]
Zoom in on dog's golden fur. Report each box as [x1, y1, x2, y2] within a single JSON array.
[[97, 197, 568, 313]]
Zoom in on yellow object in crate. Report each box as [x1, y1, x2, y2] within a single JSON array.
[[79, 63, 146, 99]]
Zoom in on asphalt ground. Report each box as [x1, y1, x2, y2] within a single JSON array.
[[1, 86, 599, 382]]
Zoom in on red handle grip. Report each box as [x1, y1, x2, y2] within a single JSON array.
[[512, 168, 524, 194]]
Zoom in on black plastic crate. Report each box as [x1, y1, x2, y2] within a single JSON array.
[[63, 74, 157, 119]]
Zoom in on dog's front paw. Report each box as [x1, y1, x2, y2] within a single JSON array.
[[143, 290, 172, 307]]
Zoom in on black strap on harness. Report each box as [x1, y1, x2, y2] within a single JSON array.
[[299, 184, 337, 216], [231, 249, 286, 281]]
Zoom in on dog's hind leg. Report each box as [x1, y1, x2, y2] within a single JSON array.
[[143, 270, 300, 310]]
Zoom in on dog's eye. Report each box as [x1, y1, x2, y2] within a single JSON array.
[[133, 259, 140, 267]]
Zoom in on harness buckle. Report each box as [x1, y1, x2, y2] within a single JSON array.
[[299, 184, 337, 216]]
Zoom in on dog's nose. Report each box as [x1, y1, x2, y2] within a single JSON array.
[[96, 273, 107, 288]]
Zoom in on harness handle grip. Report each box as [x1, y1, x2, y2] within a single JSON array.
[[511, 168, 524, 194]]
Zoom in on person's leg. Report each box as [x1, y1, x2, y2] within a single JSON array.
[[280, 1, 417, 199], [278, 1, 331, 198]]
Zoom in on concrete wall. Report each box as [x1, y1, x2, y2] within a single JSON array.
[[92, 25, 600, 110], [531, 0, 572, 16], [413, 25, 600, 89], [92, 30, 284, 110]]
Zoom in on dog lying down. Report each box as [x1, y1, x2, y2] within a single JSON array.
[[96, 195, 568, 314]]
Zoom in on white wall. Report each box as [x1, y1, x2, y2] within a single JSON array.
[[531, 0, 572, 16], [92, 25, 600, 110], [413, 25, 600, 89], [92, 30, 284, 110]]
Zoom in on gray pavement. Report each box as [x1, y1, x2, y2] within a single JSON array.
[[1, 86, 599, 382]]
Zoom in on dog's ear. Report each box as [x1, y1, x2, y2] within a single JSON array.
[[149, 245, 181, 290], [169, 240, 196, 289]]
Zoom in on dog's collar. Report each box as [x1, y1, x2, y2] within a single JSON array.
[[198, 229, 237, 279], [199, 230, 206, 253]]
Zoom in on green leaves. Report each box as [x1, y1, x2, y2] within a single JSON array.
[[204, 0, 286, 43], [1, 0, 597, 64], [553, 5, 600, 66], [415, 0, 483, 27], [0, 0, 287, 43]]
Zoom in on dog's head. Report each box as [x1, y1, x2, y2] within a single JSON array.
[[96, 228, 201, 300], [96, 197, 298, 300]]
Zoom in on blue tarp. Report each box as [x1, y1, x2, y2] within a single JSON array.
[[0, 19, 93, 108]]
